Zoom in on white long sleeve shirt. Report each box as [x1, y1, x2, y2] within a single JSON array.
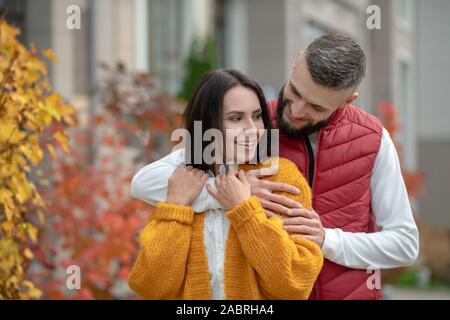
[[130, 128, 419, 274]]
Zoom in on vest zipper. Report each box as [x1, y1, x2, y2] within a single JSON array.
[[304, 135, 315, 188], [304, 132, 322, 300]]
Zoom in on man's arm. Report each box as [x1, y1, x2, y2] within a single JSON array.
[[130, 148, 223, 213], [320, 128, 420, 269]]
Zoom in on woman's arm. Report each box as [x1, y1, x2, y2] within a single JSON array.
[[128, 166, 209, 299], [227, 196, 323, 300], [130, 149, 223, 212], [128, 203, 194, 299]]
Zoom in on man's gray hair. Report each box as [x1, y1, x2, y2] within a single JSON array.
[[304, 34, 366, 90]]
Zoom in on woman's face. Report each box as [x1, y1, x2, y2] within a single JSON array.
[[222, 85, 265, 164]]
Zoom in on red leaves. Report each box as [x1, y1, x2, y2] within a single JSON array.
[[377, 101, 424, 199], [29, 62, 182, 299]]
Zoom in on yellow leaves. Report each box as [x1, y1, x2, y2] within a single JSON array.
[[0, 188, 14, 221], [8, 174, 32, 204], [1, 221, 14, 235], [21, 280, 42, 299], [42, 48, 60, 63], [19, 137, 43, 166], [23, 248, 33, 260], [43, 93, 62, 121], [53, 130, 70, 154], [0, 22, 21, 44], [24, 223, 38, 243], [0, 119, 26, 144], [46, 143, 57, 160], [0, 20, 72, 300]]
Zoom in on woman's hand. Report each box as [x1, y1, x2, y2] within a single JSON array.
[[206, 170, 251, 210], [166, 166, 209, 206]]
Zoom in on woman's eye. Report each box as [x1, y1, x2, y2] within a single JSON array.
[[230, 117, 241, 122], [254, 114, 262, 119]]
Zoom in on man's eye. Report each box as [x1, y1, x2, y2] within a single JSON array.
[[312, 105, 322, 112]]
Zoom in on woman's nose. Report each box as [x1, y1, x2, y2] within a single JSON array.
[[243, 118, 258, 131]]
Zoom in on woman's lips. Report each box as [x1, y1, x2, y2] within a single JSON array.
[[234, 138, 258, 150]]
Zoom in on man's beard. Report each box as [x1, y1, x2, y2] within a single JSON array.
[[276, 87, 331, 139]]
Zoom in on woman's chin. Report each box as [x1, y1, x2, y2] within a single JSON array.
[[235, 150, 258, 164]]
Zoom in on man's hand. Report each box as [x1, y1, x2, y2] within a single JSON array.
[[245, 167, 302, 217], [282, 207, 325, 248]]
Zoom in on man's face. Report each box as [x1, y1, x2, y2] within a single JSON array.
[[277, 56, 357, 138]]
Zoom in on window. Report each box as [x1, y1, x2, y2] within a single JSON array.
[[396, 0, 414, 29], [148, 0, 184, 95], [396, 60, 411, 145]]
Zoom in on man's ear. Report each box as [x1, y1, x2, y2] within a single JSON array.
[[343, 92, 359, 107]]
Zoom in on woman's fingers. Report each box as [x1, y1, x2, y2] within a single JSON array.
[[200, 173, 209, 184], [238, 169, 248, 183], [206, 183, 219, 199]]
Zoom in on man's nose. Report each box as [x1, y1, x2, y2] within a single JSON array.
[[290, 100, 307, 118]]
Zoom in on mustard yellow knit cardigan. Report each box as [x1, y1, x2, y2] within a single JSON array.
[[128, 157, 323, 299]]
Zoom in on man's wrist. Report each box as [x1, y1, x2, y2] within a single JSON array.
[[321, 228, 340, 260]]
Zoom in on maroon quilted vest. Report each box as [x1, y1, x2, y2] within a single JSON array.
[[268, 100, 383, 300]]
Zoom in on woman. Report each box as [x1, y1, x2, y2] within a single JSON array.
[[128, 69, 323, 299]]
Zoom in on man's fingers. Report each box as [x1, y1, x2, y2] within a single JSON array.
[[291, 234, 316, 242], [283, 225, 316, 235], [262, 180, 300, 195], [264, 209, 285, 220], [246, 166, 277, 178], [265, 192, 302, 209], [259, 198, 290, 215], [282, 216, 316, 226], [287, 208, 316, 218]]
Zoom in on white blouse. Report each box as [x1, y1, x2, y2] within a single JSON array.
[[203, 209, 230, 299]]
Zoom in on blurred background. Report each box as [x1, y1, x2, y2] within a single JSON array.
[[0, 0, 450, 300]]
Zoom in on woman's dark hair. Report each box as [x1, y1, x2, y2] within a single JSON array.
[[183, 69, 272, 173]]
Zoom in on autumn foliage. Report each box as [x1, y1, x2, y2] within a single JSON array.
[[1, 18, 184, 299], [31, 62, 184, 299], [0, 20, 75, 299]]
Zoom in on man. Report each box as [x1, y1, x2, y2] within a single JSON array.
[[131, 34, 419, 300]]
